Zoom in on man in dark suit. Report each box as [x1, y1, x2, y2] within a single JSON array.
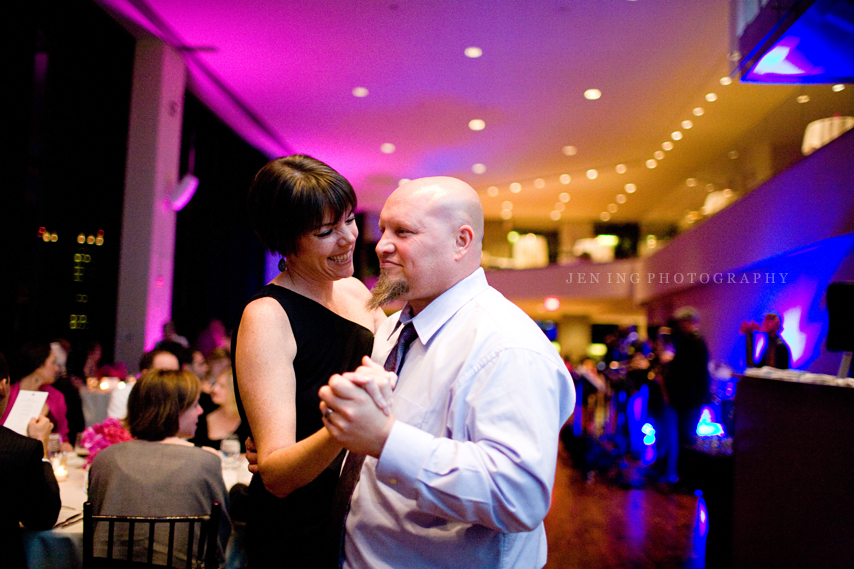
[[0, 351, 62, 569]]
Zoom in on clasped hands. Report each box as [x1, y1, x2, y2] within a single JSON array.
[[246, 356, 397, 472], [319, 356, 397, 458]]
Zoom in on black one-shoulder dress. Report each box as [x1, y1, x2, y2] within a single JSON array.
[[232, 284, 373, 568]]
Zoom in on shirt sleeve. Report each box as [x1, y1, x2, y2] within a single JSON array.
[[375, 347, 574, 533], [18, 439, 62, 530]]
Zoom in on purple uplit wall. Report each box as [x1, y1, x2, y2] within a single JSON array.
[[640, 129, 854, 375]]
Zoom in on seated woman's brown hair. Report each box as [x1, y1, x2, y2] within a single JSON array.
[[126, 369, 200, 441]]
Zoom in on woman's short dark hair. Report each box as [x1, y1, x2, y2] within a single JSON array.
[[246, 155, 357, 258], [126, 369, 201, 441]]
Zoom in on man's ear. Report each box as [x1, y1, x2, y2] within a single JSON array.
[[453, 225, 474, 260]]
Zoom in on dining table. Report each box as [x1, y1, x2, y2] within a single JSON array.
[[22, 450, 252, 569]]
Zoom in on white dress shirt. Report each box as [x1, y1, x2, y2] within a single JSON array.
[[344, 268, 575, 569]]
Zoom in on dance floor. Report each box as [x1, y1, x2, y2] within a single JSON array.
[[544, 447, 706, 569]]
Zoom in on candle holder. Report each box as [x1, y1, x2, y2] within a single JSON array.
[[53, 452, 69, 482]]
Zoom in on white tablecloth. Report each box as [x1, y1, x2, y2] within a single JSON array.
[[23, 452, 252, 569]]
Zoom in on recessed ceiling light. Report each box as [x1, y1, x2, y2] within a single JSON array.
[[487, 186, 499, 197], [645, 159, 657, 168], [600, 212, 611, 221], [534, 178, 546, 189], [832, 84, 845, 92], [472, 163, 486, 174], [559, 192, 570, 202], [681, 120, 693, 129], [728, 150, 739, 159], [559, 174, 571, 184], [720, 76, 732, 85], [705, 92, 718, 102], [380, 143, 396, 153], [501, 201, 513, 210], [586, 169, 598, 180], [686, 178, 697, 187], [352, 87, 369, 97], [607, 204, 618, 213], [500, 209, 513, 220], [706, 183, 716, 192], [624, 183, 637, 193], [797, 94, 810, 103], [464, 46, 483, 58], [510, 182, 522, 193], [615, 164, 627, 174], [550, 211, 562, 221], [654, 150, 665, 160], [723, 188, 733, 197], [554, 202, 566, 212], [544, 296, 560, 311], [469, 119, 486, 131], [671, 131, 683, 141], [584, 89, 602, 100], [562, 145, 577, 156], [662, 141, 674, 151], [693, 107, 705, 116], [616, 194, 626, 204]]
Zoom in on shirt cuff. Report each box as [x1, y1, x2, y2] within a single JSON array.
[[375, 420, 433, 498]]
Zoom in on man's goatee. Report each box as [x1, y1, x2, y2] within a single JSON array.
[[367, 271, 410, 309]]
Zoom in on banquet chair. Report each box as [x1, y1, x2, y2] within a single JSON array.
[[82, 501, 221, 569]]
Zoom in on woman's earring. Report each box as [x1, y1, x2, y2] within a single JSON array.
[[278, 257, 287, 272]]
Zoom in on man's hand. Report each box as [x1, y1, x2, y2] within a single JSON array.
[[245, 436, 259, 474], [347, 356, 397, 415], [27, 416, 53, 458], [319, 362, 396, 458]]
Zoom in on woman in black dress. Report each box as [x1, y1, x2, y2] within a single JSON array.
[[232, 155, 388, 568]]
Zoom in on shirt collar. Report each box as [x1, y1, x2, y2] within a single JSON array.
[[389, 268, 488, 345]]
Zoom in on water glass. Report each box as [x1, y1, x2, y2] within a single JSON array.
[[221, 436, 241, 469]]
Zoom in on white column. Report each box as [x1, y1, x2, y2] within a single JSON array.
[[115, 38, 186, 371]]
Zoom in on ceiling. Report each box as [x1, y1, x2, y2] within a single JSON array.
[[94, 0, 849, 231]]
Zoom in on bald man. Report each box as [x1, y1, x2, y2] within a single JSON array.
[[320, 177, 576, 569]]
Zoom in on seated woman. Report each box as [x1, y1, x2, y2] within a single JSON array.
[[192, 369, 250, 452], [0, 342, 72, 452], [87, 369, 230, 566]]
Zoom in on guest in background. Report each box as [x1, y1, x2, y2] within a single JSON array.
[[88, 369, 230, 566], [107, 348, 181, 421], [50, 341, 85, 449], [156, 321, 190, 349], [66, 340, 103, 380], [664, 307, 711, 448], [0, 350, 62, 569], [192, 369, 249, 452], [742, 312, 791, 369], [189, 349, 210, 385], [206, 348, 232, 389], [197, 319, 230, 358], [1, 342, 72, 452]]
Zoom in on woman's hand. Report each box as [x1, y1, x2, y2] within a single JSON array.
[[344, 356, 396, 415]]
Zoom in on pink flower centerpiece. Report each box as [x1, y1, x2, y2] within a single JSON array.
[[80, 418, 133, 465]]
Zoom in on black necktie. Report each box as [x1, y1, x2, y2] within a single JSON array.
[[383, 322, 418, 375], [328, 322, 418, 567]]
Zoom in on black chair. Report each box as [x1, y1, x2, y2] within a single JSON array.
[[82, 501, 221, 569]]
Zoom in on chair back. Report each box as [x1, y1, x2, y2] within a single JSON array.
[[82, 501, 221, 569]]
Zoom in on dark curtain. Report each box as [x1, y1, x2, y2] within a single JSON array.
[[172, 94, 270, 348]]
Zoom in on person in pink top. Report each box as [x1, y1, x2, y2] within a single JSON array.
[[0, 342, 72, 452]]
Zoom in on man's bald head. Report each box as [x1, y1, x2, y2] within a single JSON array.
[[389, 177, 484, 244], [370, 177, 485, 313]]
